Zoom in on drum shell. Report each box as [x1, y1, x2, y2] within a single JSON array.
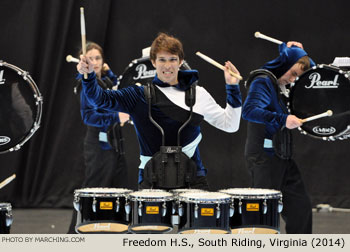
[[129, 199, 173, 233], [0, 203, 12, 234], [178, 201, 231, 234], [229, 197, 280, 233]]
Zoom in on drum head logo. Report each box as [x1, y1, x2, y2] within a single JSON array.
[[305, 72, 340, 89], [312, 126, 336, 135], [133, 64, 156, 80], [0, 136, 11, 145], [0, 70, 6, 84]]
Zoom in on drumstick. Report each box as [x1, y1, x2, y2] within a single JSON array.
[[66, 55, 80, 63], [195, 52, 243, 80], [301, 110, 333, 123], [254, 31, 283, 45], [0, 174, 16, 190], [80, 7, 87, 79]]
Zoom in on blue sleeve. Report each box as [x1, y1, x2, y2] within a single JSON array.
[[82, 72, 144, 114], [106, 69, 119, 86], [242, 77, 287, 128], [225, 84, 242, 108], [80, 91, 120, 127]]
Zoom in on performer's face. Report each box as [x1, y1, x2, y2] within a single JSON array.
[[152, 50, 183, 85], [278, 63, 304, 86], [86, 49, 103, 75]]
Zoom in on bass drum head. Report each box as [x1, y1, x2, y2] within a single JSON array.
[[0, 62, 42, 153], [117, 57, 191, 89], [290, 64, 350, 140]]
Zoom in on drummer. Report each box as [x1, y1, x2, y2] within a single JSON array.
[[242, 41, 315, 233], [77, 32, 242, 190]]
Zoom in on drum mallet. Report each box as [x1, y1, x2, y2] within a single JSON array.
[[0, 174, 16, 190], [66, 55, 80, 63], [254, 31, 283, 45], [80, 7, 87, 79], [195, 52, 243, 80], [301, 110, 333, 123]]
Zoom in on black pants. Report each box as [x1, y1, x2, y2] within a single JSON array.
[[246, 152, 312, 234], [138, 175, 209, 190], [67, 142, 128, 234]]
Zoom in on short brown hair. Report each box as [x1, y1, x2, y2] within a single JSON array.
[[296, 56, 311, 72], [150, 33, 184, 61]]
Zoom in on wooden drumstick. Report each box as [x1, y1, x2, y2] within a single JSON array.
[[66, 55, 80, 63], [0, 174, 16, 190], [254, 31, 283, 45], [301, 110, 333, 123], [80, 7, 87, 79], [195, 52, 243, 80]]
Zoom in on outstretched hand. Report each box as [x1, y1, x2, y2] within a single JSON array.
[[224, 61, 241, 85], [77, 55, 94, 76], [286, 41, 304, 49]]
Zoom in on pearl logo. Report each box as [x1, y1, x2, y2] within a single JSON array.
[[0, 70, 5, 85], [312, 126, 336, 135], [0, 136, 11, 145], [133, 64, 156, 80], [305, 72, 339, 89]]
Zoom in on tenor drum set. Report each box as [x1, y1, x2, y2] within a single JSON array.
[[72, 187, 283, 234]]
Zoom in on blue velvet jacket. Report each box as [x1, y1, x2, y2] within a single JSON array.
[[78, 70, 120, 150]]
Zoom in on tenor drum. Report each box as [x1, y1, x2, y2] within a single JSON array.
[[220, 188, 283, 234], [0, 203, 13, 234], [177, 191, 232, 234], [290, 64, 350, 140], [128, 189, 173, 233], [73, 188, 133, 233], [0, 61, 43, 154]]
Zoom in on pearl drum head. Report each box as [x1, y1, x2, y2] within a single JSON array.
[[73, 188, 133, 233], [0, 203, 13, 234], [0, 61, 42, 154], [128, 190, 174, 233], [219, 188, 283, 234], [177, 191, 232, 234], [290, 64, 350, 140]]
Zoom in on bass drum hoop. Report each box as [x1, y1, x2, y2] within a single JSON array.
[[0, 61, 43, 154]]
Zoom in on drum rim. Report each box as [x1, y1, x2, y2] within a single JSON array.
[[0, 202, 12, 210], [177, 192, 231, 203], [128, 191, 173, 201], [219, 188, 282, 199], [74, 187, 133, 197], [0, 61, 43, 154]]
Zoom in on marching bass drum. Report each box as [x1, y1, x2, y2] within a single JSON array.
[[289, 64, 350, 140], [0, 61, 43, 153]]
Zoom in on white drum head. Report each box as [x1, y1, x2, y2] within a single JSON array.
[[74, 187, 132, 197], [219, 188, 282, 199], [178, 191, 231, 204], [129, 190, 173, 202]]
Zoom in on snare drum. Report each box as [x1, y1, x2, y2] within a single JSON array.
[[128, 189, 173, 233], [290, 64, 350, 140], [219, 188, 283, 234], [0, 203, 13, 234], [177, 191, 232, 234], [0, 61, 43, 154], [73, 188, 133, 233]]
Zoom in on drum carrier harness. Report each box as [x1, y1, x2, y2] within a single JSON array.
[[143, 82, 198, 189], [245, 69, 292, 160]]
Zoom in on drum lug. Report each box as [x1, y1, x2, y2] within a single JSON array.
[[194, 203, 199, 219], [178, 203, 184, 217], [216, 204, 221, 219], [162, 202, 167, 217], [263, 199, 267, 214], [230, 203, 235, 217], [138, 202, 143, 217], [92, 197, 97, 213], [73, 195, 80, 212], [115, 198, 120, 213], [6, 212, 13, 227], [238, 199, 242, 214], [172, 202, 176, 215], [278, 199, 283, 213], [125, 200, 131, 221]]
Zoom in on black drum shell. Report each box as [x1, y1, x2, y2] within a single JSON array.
[[129, 200, 173, 233], [178, 201, 231, 234]]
